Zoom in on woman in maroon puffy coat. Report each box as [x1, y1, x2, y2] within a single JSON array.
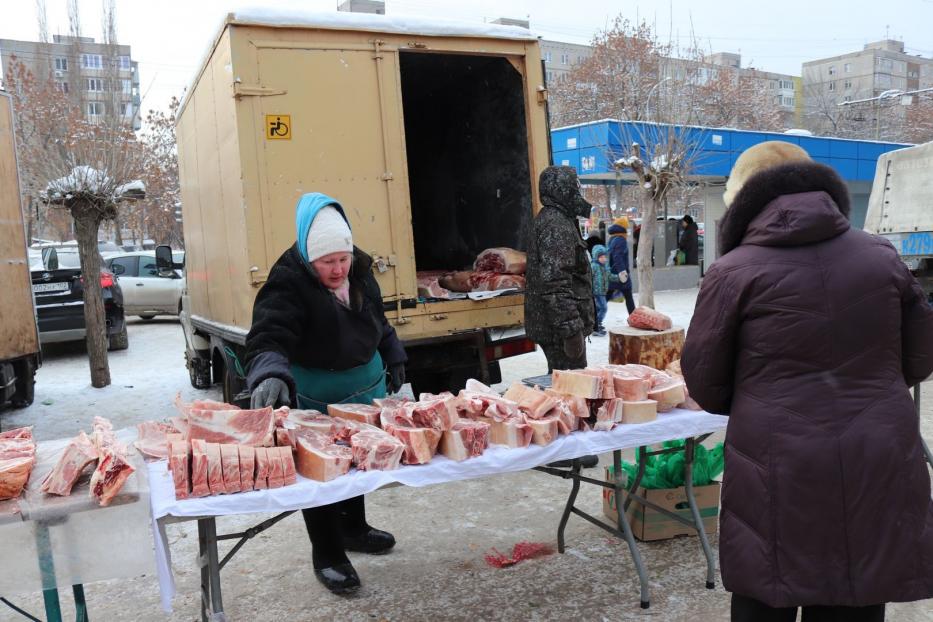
[[682, 141, 933, 622]]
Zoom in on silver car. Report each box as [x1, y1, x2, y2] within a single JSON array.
[[107, 251, 185, 320]]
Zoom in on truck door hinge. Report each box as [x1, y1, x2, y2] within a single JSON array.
[[536, 86, 548, 103], [381, 172, 394, 181]]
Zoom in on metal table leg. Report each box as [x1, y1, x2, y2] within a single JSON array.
[[684, 438, 716, 589], [72, 585, 88, 622], [613, 449, 651, 609], [555, 459, 582, 553], [35, 521, 62, 622], [200, 518, 225, 621], [198, 519, 210, 622]]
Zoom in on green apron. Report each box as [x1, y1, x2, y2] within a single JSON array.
[[291, 351, 386, 411]]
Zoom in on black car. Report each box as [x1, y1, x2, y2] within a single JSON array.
[[30, 247, 128, 350]]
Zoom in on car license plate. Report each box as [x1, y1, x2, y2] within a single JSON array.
[[32, 282, 70, 293]]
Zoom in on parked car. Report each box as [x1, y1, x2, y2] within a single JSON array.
[[106, 251, 185, 320], [31, 246, 128, 350]]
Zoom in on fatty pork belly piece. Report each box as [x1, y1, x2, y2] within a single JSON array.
[[134, 420, 181, 460], [524, 414, 560, 445], [0, 456, 35, 500], [220, 444, 242, 493], [551, 370, 603, 399], [238, 445, 256, 492], [503, 383, 558, 419], [187, 406, 276, 447], [267, 447, 286, 489], [189, 439, 211, 497], [279, 447, 297, 486], [439, 420, 491, 461], [90, 444, 136, 507], [166, 435, 190, 500], [173, 393, 239, 417], [350, 424, 406, 471], [473, 247, 527, 275], [487, 417, 533, 448], [205, 442, 226, 495], [253, 447, 270, 490], [295, 431, 353, 482], [327, 403, 382, 426], [580, 368, 616, 399], [41, 431, 98, 496], [380, 407, 441, 465], [0, 426, 32, 440], [0, 438, 37, 460], [627, 306, 673, 331]]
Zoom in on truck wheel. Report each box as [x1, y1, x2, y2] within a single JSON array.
[[188, 354, 213, 389], [11, 357, 36, 408], [139, 314, 155, 320], [108, 325, 129, 351]]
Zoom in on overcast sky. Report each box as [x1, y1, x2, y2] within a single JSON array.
[[1, 0, 931, 118]]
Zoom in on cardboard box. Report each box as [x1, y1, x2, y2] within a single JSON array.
[[602, 466, 720, 541]]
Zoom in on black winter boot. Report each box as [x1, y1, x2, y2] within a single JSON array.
[[336, 496, 396, 555]]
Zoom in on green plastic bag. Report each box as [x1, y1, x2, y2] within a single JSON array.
[[616, 441, 725, 490]]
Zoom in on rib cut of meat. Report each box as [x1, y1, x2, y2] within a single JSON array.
[[190, 439, 210, 497], [525, 414, 559, 445], [220, 444, 242, 493], [544, 389, 590, 420], [328, 403, 382, 426], [134, 421, 180, 460], [474, 247, 527, 275], [551, 370, 603, 399], [0, 426, 33, 440], [90, 448, 135, 507], [469, 271, 525, 292], [406, 398, 460, 431], [487, 418, 533, 448], [187, 406, 275, 447], [503, 383, 557, 419], [167, 435, 190, 500], [350, 424, 405, 471], [295, 431, 352, 482], [417, 271, 454, 299], [627, 306, 673, 331], [439, 420, 490, 461], [41, 431, 98, 496], [380, 407, 441, 465], [438, 271, 473, 293], [253, 447, 269, 490], [0, 438, 37, 459], [92, 416, 117, 453], [0, 456, 35, 500], [238, 445, 255, 492], [205, 442, 226, 494]]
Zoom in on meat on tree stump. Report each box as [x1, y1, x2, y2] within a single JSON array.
[[609, 326, 685, 370]]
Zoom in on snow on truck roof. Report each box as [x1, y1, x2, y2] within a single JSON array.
[[179, 5, 538, 119]]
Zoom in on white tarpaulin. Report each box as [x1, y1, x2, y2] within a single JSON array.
[[151, 409, 727, 611]]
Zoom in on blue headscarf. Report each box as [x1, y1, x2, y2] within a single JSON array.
[[294, 192, 351, 263]]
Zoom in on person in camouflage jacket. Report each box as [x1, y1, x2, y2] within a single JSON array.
[[524, 166, 595, 371]]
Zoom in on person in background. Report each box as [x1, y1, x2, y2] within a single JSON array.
[[678, 214, 700, 265], [525, 165, 594, 372], [590, 244, 612, 336], [245, 192, 407, 595], [682, 142, 933, 622], [585, 232, 603, 257], [606, 222, 636, 314]]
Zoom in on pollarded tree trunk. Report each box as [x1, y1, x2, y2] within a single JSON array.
[[636, 196, 659, 309], [72, 200, 111, 388]]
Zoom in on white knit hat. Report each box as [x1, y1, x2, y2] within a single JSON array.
[[306, 206, 353, 262]]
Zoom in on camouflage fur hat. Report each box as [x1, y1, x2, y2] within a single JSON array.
[[539, 165, 593, 219]]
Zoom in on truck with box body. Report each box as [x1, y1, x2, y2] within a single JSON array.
[[167, 11, 552, 400], [864, 141, 933, 298], [0, 90, 40, 410]]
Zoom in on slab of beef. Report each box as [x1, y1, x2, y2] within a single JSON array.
[[327, 403, 382, 426], [349, 423, 405, 471], [473, 247, 527, 275], [134, 421, 181, 460], [380, 407, 441, 465], [0, 456, 35, 500], [41, 431, 98, 496], [238, 445, 256, 492], [189, 439, 210, 497], [295, 431, 352, 482], [417, 271, 454, 299], [627, 306, 673, 331], [439, 420, 490, 461], [503, 383, 557, 419], [187, 406, 275, 447], [166, 434, 190, 500], [406, 397, 460, 431], [0, 426, 33, 440], [524, 414, 560, 445], [205, 442, 226, 494], [220, 444, 242, 493], [469, 271, 525, 292], [253, 447, 270, 490], [90, 446, 135, 507]]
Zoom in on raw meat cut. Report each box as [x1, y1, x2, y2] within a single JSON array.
[[173, 394, 239, 417], [373, 396, 411, 409], [677, 395, 703, 411], [253, 447, 270, 490], [525, 414, 559, 445], [380, 408, 441, 465], [279, 447, 297, 486], [406, 398, 459, 431], [238, 445, 256, 492], [487, 418, 533, 448], [327, 403, 382, 426], [349, 424, 405, 471], [620, 400, 658, 424], [189, 439, 210, 497], [288, 410, 339, 433], [92, 416, 116, 453], [167, 435, 190, 500], [0, 426, 32, 440], [580, 369, 616, 399], [595, 399, 625, 431], [647, 381, 687, 413], [220, 444, 242, 493], [205, 442, 226, 495], [606, 374, 650, 401], [465, 379, 497, 394], [439, 420, 490, 461], [503, 383, 557, 419], [41, 431, 98, 496], [627, 306, 673, 331], [275, 426, 295, 449], [0, 438, 36, 459], [417, 271, 454, 299], [544, 389, 590, 419], [603, 364, 673, 389], [551, 370, 603, 399], [553, 406, 577, 435], [474, 247, 527, 275], [89, 448, 135, 507], [456, 384, 520, 421], [665, 359, 683, 377], [439, 271, 474, 293], [295, 431, 352, 482], [134, 421, 180, 460], [469, 272, 525, 292], [267, 448, 285, 489], [0, 456, 35, 500], [187, 406, 275, 447], [168, 416, 189, 438]]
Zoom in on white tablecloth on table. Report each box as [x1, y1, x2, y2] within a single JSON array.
[[150, 409, 728, 611]]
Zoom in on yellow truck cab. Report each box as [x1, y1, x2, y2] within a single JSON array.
[[0, 90, 40, 410], [166, 10, 552, 399]]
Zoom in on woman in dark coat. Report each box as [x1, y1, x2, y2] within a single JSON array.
[[677, 214, 699, 265], [682, 142, 933, 621], [606, 223, 636, 314], [245, 192, 407, 595]]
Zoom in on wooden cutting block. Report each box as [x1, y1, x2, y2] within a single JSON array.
[[609, 326, 685, 370]]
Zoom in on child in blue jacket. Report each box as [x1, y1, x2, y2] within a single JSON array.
[[590, 244, 612, 336]]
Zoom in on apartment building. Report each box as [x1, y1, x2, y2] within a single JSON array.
[[0, 34, 141, 130]]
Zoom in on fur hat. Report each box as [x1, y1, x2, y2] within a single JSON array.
[[723, 141, 812, 208], [306, 205, 353, 262]]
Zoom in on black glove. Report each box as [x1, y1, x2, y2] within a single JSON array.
[[563, 333, 586, 360], [251, 377, 290, 409], [386, 363, 406, 394]]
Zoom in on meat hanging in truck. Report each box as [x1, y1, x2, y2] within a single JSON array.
[[473, 248, 527, 275], [41, 431, 98, 496]]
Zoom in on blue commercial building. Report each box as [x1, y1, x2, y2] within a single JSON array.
[[550, 119, 910, 266]]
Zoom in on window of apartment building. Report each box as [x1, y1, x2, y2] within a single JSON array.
[[86, 78, 104, 92], [81, 53, 102, 69], [54, 57, 68, 71], [544, 52, 551, 63], [844, 63, 851, 73], [844, 80, 852, 89], [828, 65, 836, 75], [122, 102, 133, 116], [122, 79, 132, 95], [546, 71, 553, 82], [87, 102, 103, 117], [780, 79, 794, 90], [55, 81, 69, 94], [877, 74, 892, 87], [828, 81, 835, 91], [560, 54, 569, 65], [577, 55, 586, 64], [844, 95, 852, 102], [877, 57, 893, 71], [118, 55, 131, 70], [769, 80, 776, 89], [782, 96, 795, 107]]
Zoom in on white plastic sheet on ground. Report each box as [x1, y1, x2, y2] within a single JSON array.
[[150, 409, 728, 612]]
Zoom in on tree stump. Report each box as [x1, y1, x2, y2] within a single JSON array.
[[609, 326, 685, 370]]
